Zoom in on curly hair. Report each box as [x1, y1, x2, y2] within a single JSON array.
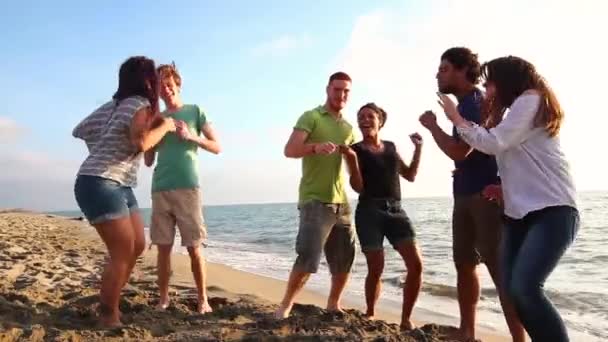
[[358, 102, 387, 127], [157, 61, 182, 87], [482, 56, 563, 137], [441, 47, 481, 84]]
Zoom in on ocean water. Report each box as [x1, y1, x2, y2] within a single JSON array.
[[54, 191, 607, 341]]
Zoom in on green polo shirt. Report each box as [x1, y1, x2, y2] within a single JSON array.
[[295, 105, 355, 204]]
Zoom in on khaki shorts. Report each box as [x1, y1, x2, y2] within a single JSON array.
[[293, 200, 356, 274], [452, 192, 503, 265], [150, 188, 207, 247]]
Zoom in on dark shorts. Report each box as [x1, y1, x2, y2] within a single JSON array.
[[74, 175, 139, 224], [355, 199, 415, 252], [452, 192, 502, 265], [293, 200, 356, 274]]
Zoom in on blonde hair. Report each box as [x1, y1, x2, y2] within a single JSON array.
[[157, 61, 182, 87]]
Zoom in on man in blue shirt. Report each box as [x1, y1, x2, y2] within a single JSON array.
[[419, 47, 524, 342]]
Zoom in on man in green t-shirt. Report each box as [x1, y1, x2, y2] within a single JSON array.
[[275, 71, 359, 319], [144, 63, 221, 314]]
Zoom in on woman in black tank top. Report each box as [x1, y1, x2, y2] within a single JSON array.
[[342, 103, 424, 330]]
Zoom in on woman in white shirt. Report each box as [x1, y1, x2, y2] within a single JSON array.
[[437, 56, 578, 342]]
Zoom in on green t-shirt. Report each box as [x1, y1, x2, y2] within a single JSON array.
[[151, 104, 207, 193], [295, 105, 354, 204]]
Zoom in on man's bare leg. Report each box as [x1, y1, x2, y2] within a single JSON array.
[[156, 244, 173, 309], [456, 263, 480, 340], [327, 272, 350, 312], [274, 268, 311, 318], [187, 245, 212, 313]]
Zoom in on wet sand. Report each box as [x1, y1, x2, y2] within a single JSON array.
[[0, 211, 508, 341]]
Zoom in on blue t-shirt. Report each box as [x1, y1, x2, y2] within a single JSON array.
[[452, 88, 499, 196]]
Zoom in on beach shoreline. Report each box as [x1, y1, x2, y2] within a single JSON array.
[[0, 211, 511, 341]]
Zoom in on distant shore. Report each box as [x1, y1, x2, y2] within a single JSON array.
[[0, 211, 508, 341]]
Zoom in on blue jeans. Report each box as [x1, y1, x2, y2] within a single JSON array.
[[502, 205, 579, 342], [74, 175, 139, 224]]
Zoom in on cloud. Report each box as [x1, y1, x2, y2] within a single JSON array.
[[0, 117, 26, 143], [251, 34, 312, 57], [0, 151, 80, 211], [3, 1, 607, 211], [330, 0, 608, 196], [0, 148, 303, 211]]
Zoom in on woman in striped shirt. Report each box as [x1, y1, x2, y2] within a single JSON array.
[[72, 56, 177, 327]]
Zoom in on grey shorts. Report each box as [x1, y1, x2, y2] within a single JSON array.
[[293, 200, 356, 274], [453, 192, 503, 265]]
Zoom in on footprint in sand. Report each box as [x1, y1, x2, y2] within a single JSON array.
[[65, 250, 80, 258], [52, 274, 67, 282], [14, 275, 36, 290]]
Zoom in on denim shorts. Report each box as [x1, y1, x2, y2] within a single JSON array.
[[74, 175, 139, 224], [355, 199, 415, 252]]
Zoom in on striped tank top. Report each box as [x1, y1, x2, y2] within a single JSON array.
[[73, 95, 150, 187]]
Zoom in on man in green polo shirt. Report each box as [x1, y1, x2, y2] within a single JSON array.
[[144, 63, 221, 314], [275, 71, 358, 319]]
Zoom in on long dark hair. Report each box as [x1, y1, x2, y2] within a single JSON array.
[[482, 56, 564, 136], [113, 56, 159, 116]]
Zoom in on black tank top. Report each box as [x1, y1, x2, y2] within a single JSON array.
[[352, 140, 401, 201]]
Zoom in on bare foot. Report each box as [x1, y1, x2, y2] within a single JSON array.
[[326, 304, 344, 313], [98, 304, 122, 328], [98, 315, 123, 329], [274, 303, 293, 319], [156, 297, 170, 310], [197, 299, 213, 314], [447, 328, 477, 342], [400, 320, 416, 331]]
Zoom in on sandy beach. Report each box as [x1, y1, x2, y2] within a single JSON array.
[[0, 211, 509, 341]]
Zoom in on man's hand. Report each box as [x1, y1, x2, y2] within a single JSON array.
[[161, 117, 177, 133], [419, 111, 437, 130], [313, 142, 337, 155], [482, 184, 503, 203], [338, 144, 356, 158], [176, 120, 195, 141], [409, 132, 423, 147]]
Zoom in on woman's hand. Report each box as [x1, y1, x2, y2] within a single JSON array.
[[436, 93, 459, 121]]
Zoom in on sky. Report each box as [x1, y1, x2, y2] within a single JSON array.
[[1, 0, 606, 211]]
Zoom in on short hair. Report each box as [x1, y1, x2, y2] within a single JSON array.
[[328, 71, 352, 84], [441, 47, 481, 84], [358, 102, 387, 127], [157, 61, 182, 87]]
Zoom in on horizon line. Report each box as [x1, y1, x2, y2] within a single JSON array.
[[36, 189, 608, 214]]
